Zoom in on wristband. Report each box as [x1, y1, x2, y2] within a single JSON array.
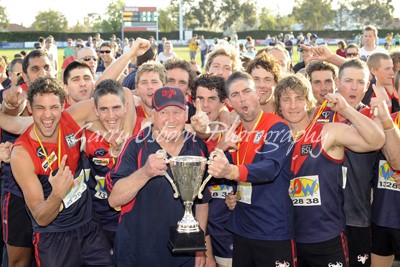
[[229, 165, 239, 181], [381, 119, 395, 131], [2, 100, 17, 110]]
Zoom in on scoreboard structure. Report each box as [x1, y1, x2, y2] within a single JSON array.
[[121, 6, 158, 39]]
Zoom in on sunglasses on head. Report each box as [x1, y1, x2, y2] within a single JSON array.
[[81, 56, 98, 62], [346, 52, 358, 57], [75, 44, 84, 48]]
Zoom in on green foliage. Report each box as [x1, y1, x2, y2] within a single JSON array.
[[350, 0, 394, 26], [258, 8, 278, 30], [0, 6, 9, 31], [292, 0, 335, 30], [157, 6, 178, 32], [101, 0, 125, 32], [31, 9, 68, 32]]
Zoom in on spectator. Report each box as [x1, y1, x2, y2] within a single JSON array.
[[188, 34, 199, 61], [157, 41, 177, 64], [336, 40, 347, 58]]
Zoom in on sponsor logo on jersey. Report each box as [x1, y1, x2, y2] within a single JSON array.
[[301, 144, 312, 156], [65, 133, 78, 148], [291, 177, 319, 197], [36, 146, 47, 159], [94, 148, 107, 157]]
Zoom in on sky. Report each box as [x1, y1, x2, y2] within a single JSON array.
[[1, 0, 400, 28]]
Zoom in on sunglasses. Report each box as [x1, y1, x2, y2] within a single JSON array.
[[346, 52, 358, 57], [81, 56, 98, 61], [99, 50, 112, 54], [75, 44, 84, 48]]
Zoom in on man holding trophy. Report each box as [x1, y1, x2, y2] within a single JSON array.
[[106, 87, 212, 266]]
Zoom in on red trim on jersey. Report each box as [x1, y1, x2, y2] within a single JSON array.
[[120, 148, 142, 218], [33, 232, 41, 267], [2, 192, 10, 243], [291, 239, 298, 267]]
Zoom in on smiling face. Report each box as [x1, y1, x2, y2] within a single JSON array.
[[279, 89, 309, 128], [95, 93, 126, 132], [136, 71, 164, 109], [250, 66, 276, 105], [310, 70, 335, 105], [64, 68, 95, 105], [28, 93, 64, 142], [337, 67, 369, 109], [152, 105, 186, 142]]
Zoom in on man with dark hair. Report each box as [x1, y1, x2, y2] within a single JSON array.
[[1, 49, 54, 267], [62, 61, 95, 108], [10, 76, 114, 267], [208, 71, 296, 266], [246, 52, 281, 113], [305, 61, 337, 105], [190, 73, 231, 266]]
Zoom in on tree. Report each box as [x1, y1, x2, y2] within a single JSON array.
[[69, 21, 87, 33], [101, 0, 125, 32], [258, 7, 278, 30], [190, 0, 219, 30], [334, 1, 351, 31], [31, 9, 68, 32], [0, 6, 9, 31], [350, 0, 394, 27], [292, 0, 335, 30], [157, 6, 178, 32], [220, 0, 242, 30]]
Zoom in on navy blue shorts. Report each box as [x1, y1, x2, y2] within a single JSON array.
[[296, 233, 349, 267], [2, 192, 33, 247], [33, 219, 114, 267], [232, 234, 297, 267], [372, 223, 400, 258], [346, 225, 371, 267]]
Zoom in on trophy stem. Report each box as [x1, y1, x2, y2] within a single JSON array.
[[176, 201, 200, 233]]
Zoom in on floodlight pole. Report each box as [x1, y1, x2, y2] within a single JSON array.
[[179, 0, 183, 41]]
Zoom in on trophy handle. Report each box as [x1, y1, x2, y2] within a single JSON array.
[[156, 149, 180, 198], [197, 151, 219, 199]]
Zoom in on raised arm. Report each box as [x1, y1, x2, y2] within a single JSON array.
[[95, 38, 151, 86], [324, 93, 385, 153], [11, 149, 75, 226], [0, 111, 32, 134], [370, 85, 400, 169]]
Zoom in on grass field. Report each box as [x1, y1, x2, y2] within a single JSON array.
[[0, 45, 336, 77]]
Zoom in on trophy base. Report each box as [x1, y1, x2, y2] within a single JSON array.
[[168, 226, 206, 253]]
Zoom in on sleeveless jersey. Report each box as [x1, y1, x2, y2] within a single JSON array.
[[291, 122, 345, 243], [13, 111, 92, 233]]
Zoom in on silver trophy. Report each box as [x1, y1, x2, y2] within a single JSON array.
[[156, 150, 216, 253]]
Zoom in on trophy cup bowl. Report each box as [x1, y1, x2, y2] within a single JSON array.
[[167, 155, 208, 253]]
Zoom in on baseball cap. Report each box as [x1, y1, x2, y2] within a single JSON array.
[[152, 87, 186, 111], [311, 34, 318, 39]]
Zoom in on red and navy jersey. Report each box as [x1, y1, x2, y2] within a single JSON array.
[[0, 129, 22, 197], [225, 112, 295, 241], [371, 112, 400, 229], [290, 122, 345, 243], [13, 111, 92, 233], [313, 104, 371, 124], [106, 127, 210, 265], [314, 103, 378, 227], [84, 130, 119, 232]]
